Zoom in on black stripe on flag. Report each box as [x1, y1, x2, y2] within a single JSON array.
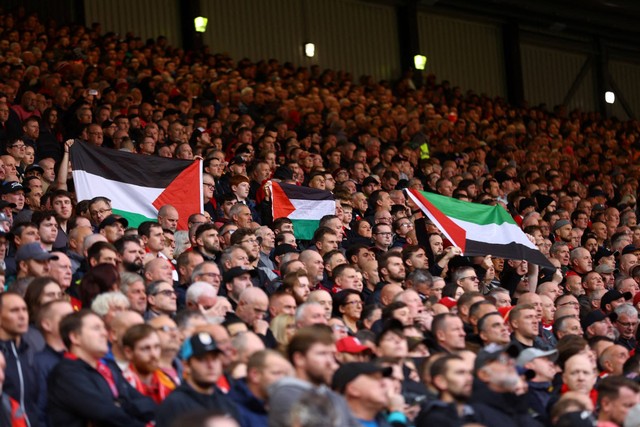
[[70, 142, 192, 188], [279, 182, 334, 201], [465, 240, 554, 268]]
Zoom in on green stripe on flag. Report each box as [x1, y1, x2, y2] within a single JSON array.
[[292, 219, 321, 241], [420, 191, 516, 225], [113, 209, 156, 229]]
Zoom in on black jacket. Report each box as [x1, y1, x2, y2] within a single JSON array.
[[470, 381, 543, 427], [0, 337, 40, 427], [47, 357, 156, 427], [156, 382, 244, 427], [415, 400, 477, 427]]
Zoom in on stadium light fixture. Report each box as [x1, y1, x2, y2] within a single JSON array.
[[194, 16, 208, 33], [414, 54, 427, 70], [304, 43, 315, 58], [605, 91, 615, 104]]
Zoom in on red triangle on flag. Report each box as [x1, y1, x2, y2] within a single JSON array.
[[271, 182, 296, 218], [153, 160, 202, 230]]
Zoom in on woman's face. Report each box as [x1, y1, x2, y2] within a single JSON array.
[[358, 221, 372, 238], [23, 146, 35, 166], [340, 295, 363, 320], [40, 282, 63, 305]]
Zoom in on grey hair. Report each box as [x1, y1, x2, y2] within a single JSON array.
[[295, 302, 323, 324], [186, 281, 217, 305], [614, 303, 638, 319], [119, 272, 144, 295], [91, 291, 130, 317]]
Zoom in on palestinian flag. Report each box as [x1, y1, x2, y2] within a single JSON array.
[[406, 189, 553, 267], [271, 181, 335, 240], [71, 142, 202, 230]]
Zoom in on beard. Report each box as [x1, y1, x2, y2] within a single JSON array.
[[123, 260, 143, 273]]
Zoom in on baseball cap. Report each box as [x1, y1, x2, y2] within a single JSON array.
[[0, 200, 16, 210], [270, 243, 299, 263], [516, 348, 558, 367], [2, 181, 30, 195], [622, 245, 640, 256], [336, 336, 370, 354], [594, 247, 617, 263], [331, 362, 392, 393], [581, 310, 617, 330], [229, 155, 246, 166], [223, 266, 257, 284], [601, 289, 632, 310], [15, 242, 59, 264], [474, 343, 520, 373], [98, 215, 129, 230], [179, 332, 221, 360], [25, 164, 44, 175]]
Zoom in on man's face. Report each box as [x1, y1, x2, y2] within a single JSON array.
[[303, 252, 324, 282], [158, 210, 179, 232], [149, 282, 177, 314], [187, 352, 223, 387], [97, 249, 118, 266], [3, 190, 24, 210], [239, 234, 260, 260], [74, 314, 109, 359], [603, 386, 640, 425], [256, 354, 293, 395], [229, 248, 250, 268], [589, 318, 616, 339], [52, 196, 73, 220], [194, 263, 222, 292], [480, 314, 511, 345], [318, 233, 340, 255], [442, 359, 473, 400], [198, 229, 221, 253], [227, 273, 253, 301], [24, 258, 50, 277], [120, 241, 145, 271], [373, 225, 392, 249], [234, 206, 253, 228], [90, 201, 112, 225], [616, 313, 639, 340], [128, 333, 161, 375], [441, 316, 466, 351], [101, 222, 125, 243], [573, 250, 592, 273], [512, 309, 539, 339], [383, 256, 405, 283], [298, 343, 338, 385], [49, 253, 72, 290], [376, 330, 408, 359], [270, 294, 297, 317], [38, 216, 59, 244], [125, 280, 148, 313], [0, 295, 28, 336], [145, 226, 165, 252], [17, 225, 40, 246]]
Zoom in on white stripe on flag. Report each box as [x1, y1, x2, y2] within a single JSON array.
[[406, 190, 463, 247], [288, 199, 336, 220], [73, 170, 163, 218], [451, 218, 537, 248]]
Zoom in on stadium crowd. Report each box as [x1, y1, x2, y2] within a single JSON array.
[[2, 6, 640, 427]]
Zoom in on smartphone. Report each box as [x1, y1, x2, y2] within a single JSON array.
[[88, 89, 98, 96]]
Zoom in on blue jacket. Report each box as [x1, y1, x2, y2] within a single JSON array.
[[228, 378, 268, 427]]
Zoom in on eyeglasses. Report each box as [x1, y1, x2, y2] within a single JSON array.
[[375, 232, 392, 236], [342, 300, 363, 307], [203, 182, 215, 189], [154, 289, 176, 297], [199, 272, 222, 279], [10, 144, 25, 149], [617, 320, 639, 329], [461, 276, 479, 281]]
